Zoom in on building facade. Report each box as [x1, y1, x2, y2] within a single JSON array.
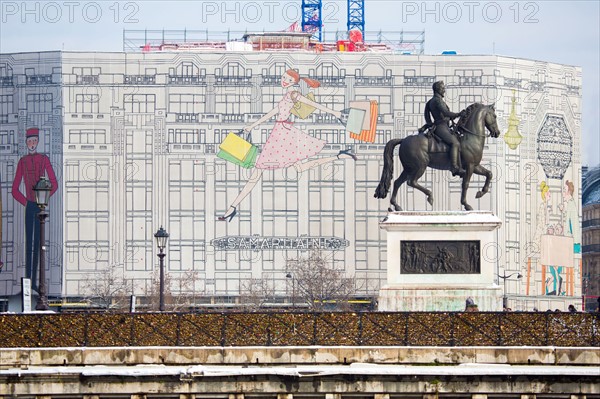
[[582, 166, 600, 311], [0, 50, 583, 310]]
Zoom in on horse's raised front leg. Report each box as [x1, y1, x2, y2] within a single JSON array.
[[473, 164, 493, 199], [389, 170, 408, 211], [461, 164, 474, 211], [407, 167, 434, 206]]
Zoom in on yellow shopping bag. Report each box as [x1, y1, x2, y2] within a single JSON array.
[[219, 132, 253, 162], [290, 92, 317, 119]]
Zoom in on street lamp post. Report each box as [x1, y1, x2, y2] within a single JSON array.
[[286, 272, 295, 310], [33, 177, 52, 311], [499, 272, 523, 310], [154, 226, 169, 311]]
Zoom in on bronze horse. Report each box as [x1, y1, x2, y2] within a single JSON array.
[[374, 103, 501, 211]]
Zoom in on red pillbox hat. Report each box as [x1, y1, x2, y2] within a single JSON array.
[[26, 128, 39, 138]]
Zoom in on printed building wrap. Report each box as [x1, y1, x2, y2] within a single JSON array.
[[0, 51, 582, 311]]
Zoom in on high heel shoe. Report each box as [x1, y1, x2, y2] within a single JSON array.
[[337, 148, 357, 161], [218, 206, 237, 222]]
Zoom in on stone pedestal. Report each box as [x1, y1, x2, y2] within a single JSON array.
[[378, 211, 503, 311]]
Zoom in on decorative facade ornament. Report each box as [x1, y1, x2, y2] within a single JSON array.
[[503, 90, 522, 150], [537, 115, 572, 180]]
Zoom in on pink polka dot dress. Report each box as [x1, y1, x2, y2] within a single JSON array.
[[255, 91, 326, 170]]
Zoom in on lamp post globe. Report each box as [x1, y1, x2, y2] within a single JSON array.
[[154, 226, 169, 251], [34, 176, 52, 209], [154, 226, 169, 311], [33, 176, 52, 311]]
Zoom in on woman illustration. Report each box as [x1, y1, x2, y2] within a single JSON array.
[[218, 69, 356, 221], [558, 180, 581, 253], [535, 181, 565, 296], [534, 181, 552, 245]]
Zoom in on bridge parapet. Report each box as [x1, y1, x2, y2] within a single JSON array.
[[1, 311, 598, 347], [0, 346, 598, 398], [1, 346, 599, 368]]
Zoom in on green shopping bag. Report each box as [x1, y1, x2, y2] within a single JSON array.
[[217, 131, 258, 168], [217, 144, 258, 169]]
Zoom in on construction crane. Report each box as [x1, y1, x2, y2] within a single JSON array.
[[302, 0, 365, 41], [301, 0, 323, 41], [347, 0, 365, 35]]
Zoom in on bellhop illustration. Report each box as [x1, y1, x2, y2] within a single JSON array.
[[11, 127, 58, 289]]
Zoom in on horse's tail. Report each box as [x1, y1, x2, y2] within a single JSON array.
[[374, 138, 404, 199]]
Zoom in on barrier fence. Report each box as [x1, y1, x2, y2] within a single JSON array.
[[0, 311, 598, 348]]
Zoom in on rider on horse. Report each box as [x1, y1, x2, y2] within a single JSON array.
[[419, 81, 466, 177]]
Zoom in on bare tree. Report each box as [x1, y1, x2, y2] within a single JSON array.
[[81, 264, 133, 311], [286, 250, 360, 311], [240, 274, 276, 311], [143, 269, 202, 311]]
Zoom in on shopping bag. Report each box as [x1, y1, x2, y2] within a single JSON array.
[[290, 92, 317, 119], [348, 100, 373, 130], [349, 100, 378, 143], [217, 131, 258, 169], [345, 107, 366, 135], [217, 145, 258, 169], [219, 131, 253, 162]]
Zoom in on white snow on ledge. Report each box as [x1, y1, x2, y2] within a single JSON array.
[[4, 345, 597, 351], [1, 363, 598, 378], [380, 211, 502, 229]]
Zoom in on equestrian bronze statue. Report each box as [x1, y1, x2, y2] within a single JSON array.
[[374, 84, 501, 211]]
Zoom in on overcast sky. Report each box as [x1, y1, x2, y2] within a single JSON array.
[[1, 0, 598, 166]]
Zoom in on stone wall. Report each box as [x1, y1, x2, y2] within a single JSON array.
[[0, 346, 598, 398]]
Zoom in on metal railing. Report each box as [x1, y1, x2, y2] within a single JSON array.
[[583, 218, 600, 228], [123, 29, 425, 54], [582, 244, 600, 253], [0, 311, 597, 348]]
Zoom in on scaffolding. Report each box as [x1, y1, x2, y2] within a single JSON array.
[[122, 29, 425, 54]]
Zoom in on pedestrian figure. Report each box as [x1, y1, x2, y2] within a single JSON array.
[[465, 297, 478, 312]]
